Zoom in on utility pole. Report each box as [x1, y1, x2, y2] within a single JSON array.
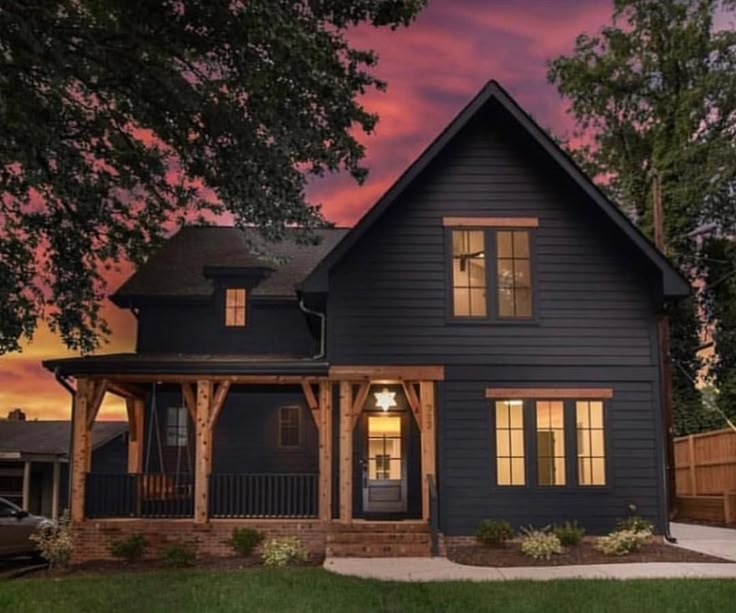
[[652, 170, 677, 520]]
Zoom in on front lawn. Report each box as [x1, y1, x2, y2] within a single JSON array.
[[2, 568, 735, 612]]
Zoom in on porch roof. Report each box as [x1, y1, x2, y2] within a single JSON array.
[[42, 353, 329, 378]]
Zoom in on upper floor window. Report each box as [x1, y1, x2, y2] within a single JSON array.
[[451, 230, 487, 317], [279, 406, 301, 448], [166, 406, 188, 447], [225, 288, 247, 327], [497, 230, 532, 318], [445, 219, 535, 321]]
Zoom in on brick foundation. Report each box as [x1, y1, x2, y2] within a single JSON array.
[[72, 519, 327, 563]]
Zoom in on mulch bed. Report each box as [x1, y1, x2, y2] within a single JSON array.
[[18, 553, 324, 579], [448, 540, 731, 567]]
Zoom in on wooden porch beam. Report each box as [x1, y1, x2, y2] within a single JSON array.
[[329, 365, 444, 381], [402, 381, 422, 428], [181, 383, 197, 422], [208, 381, 231, 430], [101, 374, 325, 384]]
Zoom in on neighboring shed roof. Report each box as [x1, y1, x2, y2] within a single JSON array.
[[0, 420, 127, 457], [112, 227, 349, 305], [301, 80, 690, 298]]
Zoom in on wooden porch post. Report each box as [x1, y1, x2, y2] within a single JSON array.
[[194, 379, 213, 524], [70, 378, 90, 522], [419, 381, 437, 521], [51, 461, 61, 521], [339, 382, 353, 522], [22, 461, 31, 511], [126, 398, 144, 474], [319, 381, 332, 521]]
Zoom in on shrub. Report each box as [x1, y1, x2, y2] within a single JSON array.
[[261, 536, 309, 567], [227, 527, 264, 557], [29, 510, 72, 569], [160, 540, 198, 567], [616, 515, 654, 534], [109, 533, 147, 562], [594, 528, 653, 556], [475, 519, 514, 547], [519, 526, 563, 560], [552, 521, 585, 546]]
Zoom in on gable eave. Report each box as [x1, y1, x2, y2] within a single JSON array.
[[300, 80, 690, 299]]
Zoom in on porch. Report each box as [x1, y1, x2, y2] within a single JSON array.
[[48, 357, 442, 549]]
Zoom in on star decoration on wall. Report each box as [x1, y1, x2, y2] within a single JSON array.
[[374, 388, 397, 412]]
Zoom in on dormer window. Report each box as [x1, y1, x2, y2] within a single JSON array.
[[225, 288, 247, 327]]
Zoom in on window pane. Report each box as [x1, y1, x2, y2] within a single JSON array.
[[554, 457, 566, 486], [514, 260, 531, 288], [498, 288, 514, 317], [497, 231, 513, 258], [467, 231, 485, 255], [496, 430, 510, 456], [549, 402, 564, 428], [497, 259, 514, 287], [468, 259, 486, 287], [538, 455, 554, 486], [452, 258, 469, 286], [279, 407, 301, 447], [453, 287, 470, 317], [591, 430, 605, 456], [515, 289, 532, 318], [576, 402, 590, 428], [590, 402, 604, 428], [470, 288, 487, 317], [510, 430, 524, 455], [511, 459, 526, 485], [497, 458, 511, 485], [591, 458, 606, 485], [513, 231, 530, 258], [495, 402, 509, 428], [225, 288, 247, 327], [509, 403, 524, 427]]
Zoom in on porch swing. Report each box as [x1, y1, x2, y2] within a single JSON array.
[[140, 382, 193, 509]]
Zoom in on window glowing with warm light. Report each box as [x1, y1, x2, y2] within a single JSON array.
[[576, 401, 606, 485], [497, 230, 532, 318], [495, 400, 525, 485], [225, 288, 247, 327], [367, 415, 402, 481], [536, 401, 566, 486], [452, 230, 486, 317]]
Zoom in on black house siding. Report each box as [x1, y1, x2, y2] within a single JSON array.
[[136, 299, 317, 356], [327, 107, 666, 534]]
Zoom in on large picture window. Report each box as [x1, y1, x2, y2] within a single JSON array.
[[496, 230, 532, 318], [451, 230, 487, 317], [536, 401, 566, 486], [576, 401, 606, 486], [495, 400, 525, 485]]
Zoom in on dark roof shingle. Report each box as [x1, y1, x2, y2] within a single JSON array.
[[0, 421, 127, 456], [112, 226, 348, 303]]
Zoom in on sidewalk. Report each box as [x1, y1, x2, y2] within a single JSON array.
[[324, 557, 736, 582], [669, 522, 736, 562]]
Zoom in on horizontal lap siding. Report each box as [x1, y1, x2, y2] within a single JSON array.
[[328, 109, 665, 534]]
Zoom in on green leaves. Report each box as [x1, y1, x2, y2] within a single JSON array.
[[0, 0, 426, 353], [549, 0, 736, 434]]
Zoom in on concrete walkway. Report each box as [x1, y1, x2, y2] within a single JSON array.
[[325, 557, 736, 582], [670, 522, 736, 562], [325, 523, 736, 582]]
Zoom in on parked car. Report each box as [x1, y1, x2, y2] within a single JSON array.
[[0, 497, 52, 557]]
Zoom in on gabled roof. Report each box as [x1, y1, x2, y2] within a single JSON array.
[[301, 80, 690, 298], [0, 420, 127, 457], [112, 226, 349, 305]]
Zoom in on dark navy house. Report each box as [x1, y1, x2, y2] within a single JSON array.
[[45, 81, 689, 560]]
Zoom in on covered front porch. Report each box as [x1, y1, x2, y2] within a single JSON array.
[[45, 356, 441, 539]]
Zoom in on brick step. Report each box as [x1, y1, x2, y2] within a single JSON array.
[[326, 541, 432, 558], [326, 531, 430, 545], [329, 522, 429, 534]]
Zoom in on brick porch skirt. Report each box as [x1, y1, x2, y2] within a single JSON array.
[[72, 519, 326, 563]]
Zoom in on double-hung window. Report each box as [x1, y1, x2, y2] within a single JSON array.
[[446, 219, 536, 321]]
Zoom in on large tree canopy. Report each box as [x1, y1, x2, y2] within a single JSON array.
[[0, 0, 425, 354], [548, 0, 736, 433]]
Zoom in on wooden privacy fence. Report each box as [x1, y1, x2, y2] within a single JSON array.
[[674, 428, 736, 524]]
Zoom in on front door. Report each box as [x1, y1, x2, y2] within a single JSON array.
[[362, 413, 407, 514]]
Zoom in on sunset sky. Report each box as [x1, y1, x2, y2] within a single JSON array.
[[2, 1, 730, 422]]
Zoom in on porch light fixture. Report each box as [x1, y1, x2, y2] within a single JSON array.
[[374, 388, 397, 412]]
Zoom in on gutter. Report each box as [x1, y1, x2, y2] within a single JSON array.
[[299, 298, 327, 360], [54, 368, 76, 513]]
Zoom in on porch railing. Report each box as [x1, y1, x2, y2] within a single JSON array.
[[209, 473, 318, 518], [85, 473, 194, 519]]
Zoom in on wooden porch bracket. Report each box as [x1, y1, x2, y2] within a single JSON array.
[[401, 381, 422, 427], [125, 397, 144, 473], [208, 381, 232, 430], [85, 378, 109, 430], [301, 381, 319, 413], [181, 382, 197, 422], [350, 382, 370, 430], [106, 381, 146, 400]]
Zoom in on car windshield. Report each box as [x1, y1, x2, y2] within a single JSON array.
[[0, 497, 21, 514]]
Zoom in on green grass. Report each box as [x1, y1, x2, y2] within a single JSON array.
[[1, 568, 735, 613]]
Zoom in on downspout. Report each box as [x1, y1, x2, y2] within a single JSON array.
[[55, 368, 76, 515], [299, 297, 326, 360]]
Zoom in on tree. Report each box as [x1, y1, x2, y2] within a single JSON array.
[[548, 0, 736, 433], [0, 0, 426, 354]]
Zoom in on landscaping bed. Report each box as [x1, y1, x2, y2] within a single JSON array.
[[448, 539, 731, 567]]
